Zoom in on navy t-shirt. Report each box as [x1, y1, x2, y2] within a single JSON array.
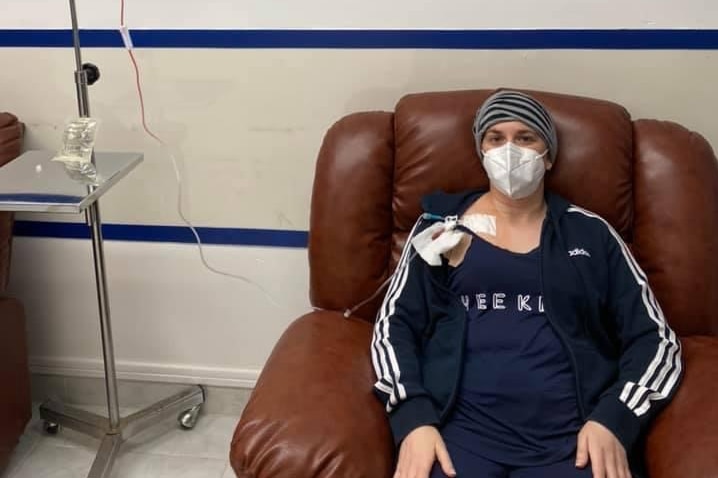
[[441, 234, 582, 466]]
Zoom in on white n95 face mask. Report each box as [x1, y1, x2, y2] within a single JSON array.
[[482, 142, 548, 199]]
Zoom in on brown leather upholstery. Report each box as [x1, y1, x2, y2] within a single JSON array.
[[0, 298, 30, 472], [0, 112, 23, 293], [645, 336, 718, 476], [230, 89, 718, 478], [0, 112, 31, 473], [0, 113, 23, 168]]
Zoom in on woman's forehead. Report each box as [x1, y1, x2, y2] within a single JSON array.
[[485, 121, 537, 135]]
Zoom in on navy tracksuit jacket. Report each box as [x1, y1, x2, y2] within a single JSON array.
[[371, 189, 682, 472]]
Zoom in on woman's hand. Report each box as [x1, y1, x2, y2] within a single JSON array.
[[576, 420, 631, 478], [394, 425, 456, 478]]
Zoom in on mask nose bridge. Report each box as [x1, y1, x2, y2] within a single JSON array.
[[482, 141, 520, 161]]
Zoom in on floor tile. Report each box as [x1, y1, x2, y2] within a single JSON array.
[[1, 428, 41, 477], [110, 453, 226, 478], [9, 442, 95, 478], [123, 414, 235, 460]]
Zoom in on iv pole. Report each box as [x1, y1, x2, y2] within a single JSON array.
[[68, 0, 122, 433], [38, 2, 206, 477]]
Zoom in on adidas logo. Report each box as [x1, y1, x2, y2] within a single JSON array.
[[569, 248, 591, 258]]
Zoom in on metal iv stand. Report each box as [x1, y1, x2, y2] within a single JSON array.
[[38, 2, 206, 476]]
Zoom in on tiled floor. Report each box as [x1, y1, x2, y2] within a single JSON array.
[[1, 403, 238, 478]]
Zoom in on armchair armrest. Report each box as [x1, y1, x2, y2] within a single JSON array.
[[646, 335, 718, 478], [230, 311, 394, 478], [0, 297, 31, 471]]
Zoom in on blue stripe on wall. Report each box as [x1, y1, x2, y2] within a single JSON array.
[[1, 29, 717, 49], [13, 220, 309, 248]]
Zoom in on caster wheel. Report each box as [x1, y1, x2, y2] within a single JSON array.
[[178, 405, 202, 430], [43, 421, 60, 435]]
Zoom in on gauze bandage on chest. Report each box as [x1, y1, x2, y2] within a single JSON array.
[[461, 214, 497, 237], [411, 214, 496, 266]]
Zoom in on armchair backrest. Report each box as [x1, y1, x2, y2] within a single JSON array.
[[309, 89, 718, 337]]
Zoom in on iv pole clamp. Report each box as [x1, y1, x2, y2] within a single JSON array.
[[38, 2, 206, 477]]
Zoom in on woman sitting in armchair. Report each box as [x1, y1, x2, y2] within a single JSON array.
[[371, 91, 682, 478]]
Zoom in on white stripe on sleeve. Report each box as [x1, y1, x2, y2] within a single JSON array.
[[567, 206, 681, 416], [371, 217, 424, 411]]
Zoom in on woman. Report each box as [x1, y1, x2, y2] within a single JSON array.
[[371, 91, 682, 478]]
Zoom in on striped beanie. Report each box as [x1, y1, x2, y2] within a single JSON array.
[[472, 90, 558, 162]]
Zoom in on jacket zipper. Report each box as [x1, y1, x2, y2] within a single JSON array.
[[539, 220, 587, 420]]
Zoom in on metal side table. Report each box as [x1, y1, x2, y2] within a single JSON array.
[[0, 151, 205, 478]]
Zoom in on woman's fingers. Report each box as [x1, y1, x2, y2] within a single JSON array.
[[435, 439, 456, 477]]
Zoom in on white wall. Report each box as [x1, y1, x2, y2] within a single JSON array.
[[0, 0, 714, 29], [10, 238, 308, 387], [1, 0, 717, 388]]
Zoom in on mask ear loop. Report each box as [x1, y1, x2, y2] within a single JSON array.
[[538, 149, 554, 171]]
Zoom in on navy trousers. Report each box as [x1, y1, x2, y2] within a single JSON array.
[[429, 440, 593, 478]]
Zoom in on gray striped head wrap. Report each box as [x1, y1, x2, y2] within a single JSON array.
[[472, 90, 558, 162]]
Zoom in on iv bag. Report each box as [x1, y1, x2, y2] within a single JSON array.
[[54, 117, 99, 164], [53, 117, 100, 184]]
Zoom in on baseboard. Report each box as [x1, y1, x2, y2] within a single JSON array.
[[29, 356, 260, 388]]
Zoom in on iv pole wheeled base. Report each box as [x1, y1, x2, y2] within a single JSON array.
[[40, 386, 206, 477]]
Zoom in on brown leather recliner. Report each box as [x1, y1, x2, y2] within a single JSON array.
[[230, 90, 718, 478], [0, 112, 31, 472]]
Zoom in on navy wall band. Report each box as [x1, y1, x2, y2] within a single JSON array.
[[13, 220, 309, 248], [0, 29, 717, 49]]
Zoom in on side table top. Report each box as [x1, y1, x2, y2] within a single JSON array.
[[0, 151, 143, 213]]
